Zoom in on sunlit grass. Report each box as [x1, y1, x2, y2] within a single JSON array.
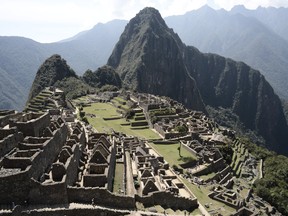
[[83, 102, 160, 140], [148, 142, 196, 167]]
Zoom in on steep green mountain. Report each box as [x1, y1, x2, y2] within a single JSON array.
[[27, 54, 96, 103], [27, 54, 77, 101], [28, 55, 123, 104], [107, 7, 288, 155], [165, 6, 288, 100], [108, 8, 205, 111]]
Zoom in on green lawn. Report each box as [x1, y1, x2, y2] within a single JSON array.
[[111, 97, 130, 110], [83, 102, 160, 140], [181, 178, 236, 216], [148, 142, 196, 167], [200, 172, 216, 181], [113, 163, 124, 194]]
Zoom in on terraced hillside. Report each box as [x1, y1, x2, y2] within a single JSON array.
[[25, 88, 65, 113]]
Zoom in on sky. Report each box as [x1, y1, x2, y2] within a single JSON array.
[[1, 0, 288, 43]]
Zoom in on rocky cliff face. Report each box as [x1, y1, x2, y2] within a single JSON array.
[[108, 7, 205, 111], [108, 7, 288, 154], [184, 47, 288, 153], [27, 54, 77, 101]]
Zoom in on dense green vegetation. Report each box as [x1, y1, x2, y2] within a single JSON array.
[[207, 106, 266, 147], [174, 125, 188, 133], [54, 77, 95, 99], [238, 138, 288, 215], [254, 155, 288, 215], [28, 54, 77, 102], [28, 55, 124, 106], [219, 145, 233, 164], [82, 65, 122, 89]]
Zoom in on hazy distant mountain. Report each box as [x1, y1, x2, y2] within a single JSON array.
[[1, 5, 288, 111], [0, 37, 49, 109], [108, 7, 288, 155], [0, 20, 126, 110], [165, 6, 288, 99], [231, 5, 288, 42], [48, 20, 127, 73]]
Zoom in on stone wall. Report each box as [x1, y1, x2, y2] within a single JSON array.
[[0, 111, 20, 128], [67, 187, 135, 209], [0, 123, 68, 205], [135, 191, 198, 211], [10, 113, 50, 137], [0, 166, 32, 204], [19, 207, 130, 216], [0, 131, 23, 158], [107, 141, 116, 191], [194, 158, 226, 176], [28, 179, 68, 205], [65, 143, 81, 186], [0, 128, 18, 140], [30, 123, 68, 180], [131, 121, 148, 127]]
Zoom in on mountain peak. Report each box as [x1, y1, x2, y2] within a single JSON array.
[[107, 7, 205, 111], [231, 5, 248, 12], [131, 7, 167, 30], [27, 54, 76, 101], [108, 7, 288, 155], [136, 7, 162, 18]]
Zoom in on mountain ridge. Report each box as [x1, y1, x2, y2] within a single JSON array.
[[107, 7, 288, 155], [1, 5, 288, 113], [165, 6, 288, 99]]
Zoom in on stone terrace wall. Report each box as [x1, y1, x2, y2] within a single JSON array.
[[28, 179, 68, 205], [10, 113, 50, 137], [0, 166, 32, 204], [0, 130, 23, 158], [0, 111, 20, 128], [0, 128, 18, 139], [29, 123, 69, 180], [135, 191, 198, 211], [67, 187, 135, 209], [0, 123, 68, 205], [20, 207, 130, 216], [66, 143, 81, 186], [194, 158, 226, 176]]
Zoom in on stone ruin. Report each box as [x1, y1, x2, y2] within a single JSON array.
[[0, 107, 199, 214]]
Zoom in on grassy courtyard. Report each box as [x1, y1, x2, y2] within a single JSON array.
[[181, 178, 236, 216], [113, 163, 124, 194], [149, 142, 197, 167], [82, 102, 160, 140]]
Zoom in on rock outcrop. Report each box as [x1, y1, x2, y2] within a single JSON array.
[[107, 7, 288, 154], [28, 54, 77, 101]]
